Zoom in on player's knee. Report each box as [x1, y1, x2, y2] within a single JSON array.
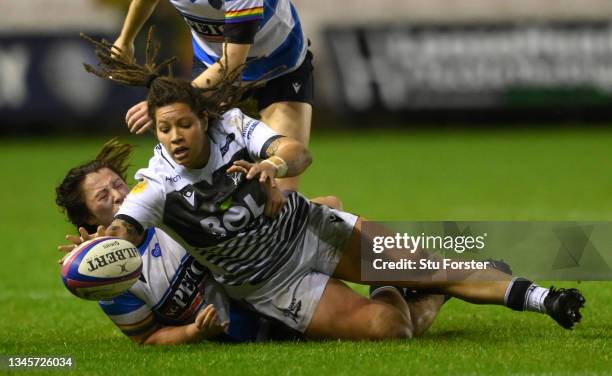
[[367, 305, 413, 340], [324, 196, 343, 210], [310, 195, 343, 210]]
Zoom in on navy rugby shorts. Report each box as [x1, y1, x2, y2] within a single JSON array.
[[191, 50, 314, 111]]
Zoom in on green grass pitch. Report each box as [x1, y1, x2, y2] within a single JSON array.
[[1, 128, 611, 375]]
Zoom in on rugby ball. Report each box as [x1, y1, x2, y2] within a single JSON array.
[[61, 237, 142, 300]]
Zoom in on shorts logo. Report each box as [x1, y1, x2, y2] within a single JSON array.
[[329, 214, 344, 223], [292, 82, 302, 93], [273, 298, 302, 323]]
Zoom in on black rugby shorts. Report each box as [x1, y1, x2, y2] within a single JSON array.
[[191, 50, 314, 111]]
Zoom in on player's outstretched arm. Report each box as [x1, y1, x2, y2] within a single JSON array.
[[135, 305, 228, 345], [192, 43, 251, 89], [113, 0, 160, 61], [116, 0, 160, 135], [57, 226, 107, 264]]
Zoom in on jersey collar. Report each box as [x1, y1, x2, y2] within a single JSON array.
[[167, 137, 218, 185]]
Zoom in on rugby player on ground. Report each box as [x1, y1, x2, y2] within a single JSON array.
[[80, 43, 585, 340], [56, 140, 302, 344], [56, 140, 444, 343]]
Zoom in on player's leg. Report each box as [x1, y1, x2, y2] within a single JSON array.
[[310, 195, 343, 210], [305, 278, 413, 340], [371, 287, 445, 337], [333, 217, 585, 329], [334, 217, 511, 302], [405, 293, 445, 336], [304, 201, 441, 338]]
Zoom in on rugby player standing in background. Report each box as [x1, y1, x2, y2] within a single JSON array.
[[114, 0, 314, 191]]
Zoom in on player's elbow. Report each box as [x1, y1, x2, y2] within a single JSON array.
[[277, 139, 311, 176], [293, 147, 312, 176]]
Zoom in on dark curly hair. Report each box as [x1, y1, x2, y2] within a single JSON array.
[[55, 138, 133, 233]]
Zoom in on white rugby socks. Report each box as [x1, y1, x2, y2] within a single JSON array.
[[504, 277, 549, 313], [523, 285, 549, 313]]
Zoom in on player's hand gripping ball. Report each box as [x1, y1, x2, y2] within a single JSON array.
[[61, 237, 142, 300]]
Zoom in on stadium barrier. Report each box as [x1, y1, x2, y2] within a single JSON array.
[[0, 34, 144, 133], [324, 21, 612, 121]]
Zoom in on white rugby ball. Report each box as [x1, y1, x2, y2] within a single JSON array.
[[61, 237, 142, 300]]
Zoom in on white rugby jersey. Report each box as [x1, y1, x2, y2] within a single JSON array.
[[116, 108, 311, 288], [168, 0, 307, 81], [98, 227, 231, 337]]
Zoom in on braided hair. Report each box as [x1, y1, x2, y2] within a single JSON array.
[[81, 27, 254, 123]]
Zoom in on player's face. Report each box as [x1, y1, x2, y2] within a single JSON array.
[[155, 102, 210, 169], [81, 168, 130, 227]]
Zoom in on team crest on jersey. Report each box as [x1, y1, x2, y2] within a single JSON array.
[[151, 243, 162, 257], [131, 180, 148, 195]]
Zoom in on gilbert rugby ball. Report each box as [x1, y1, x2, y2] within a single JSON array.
[[61, 237, 142, 300]]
